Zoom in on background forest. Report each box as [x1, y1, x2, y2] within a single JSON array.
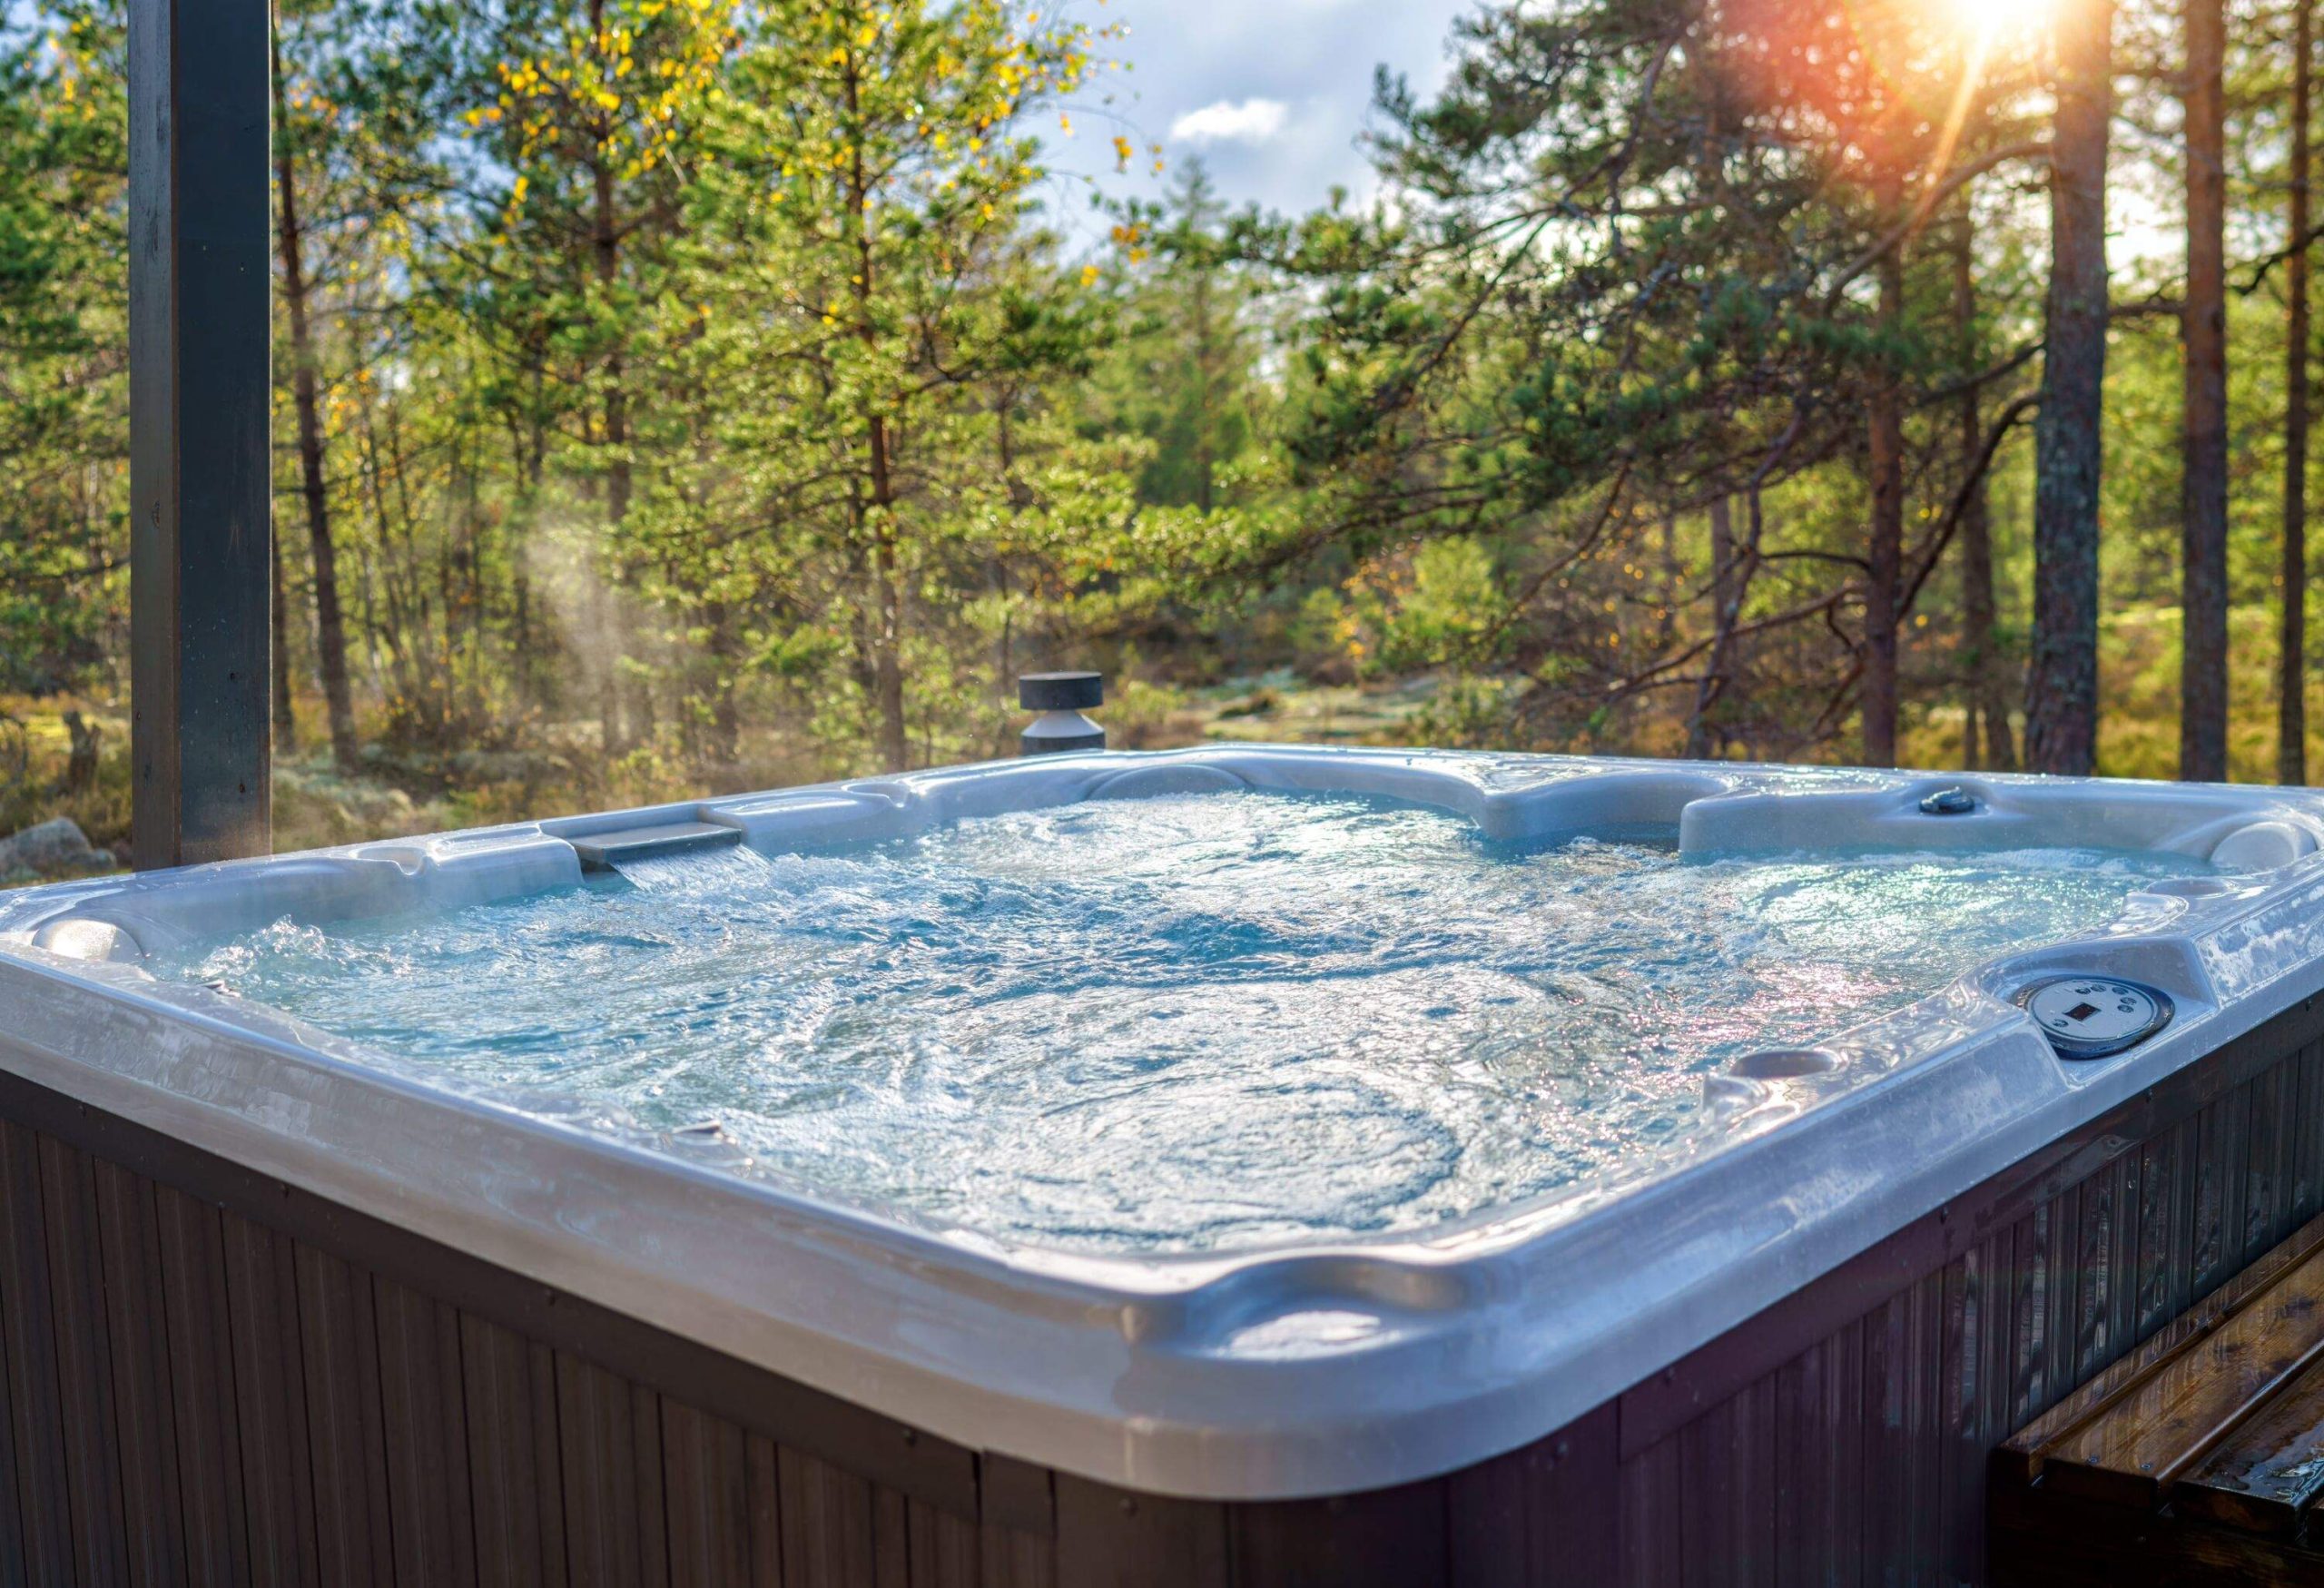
[[0, 0, 2313, 858]]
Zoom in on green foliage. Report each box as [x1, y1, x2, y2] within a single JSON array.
[[1354, 538, 1510, 676], [0, 0, 2317, 837], [0, 4, 125, 697]]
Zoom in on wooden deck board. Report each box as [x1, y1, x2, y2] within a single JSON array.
[[2041, 1233, 2324, 1506], [1994, 1202, 2324, 1578], [1996, 1207, 2324, 1484], [2175, 1353, 2324, 1534]]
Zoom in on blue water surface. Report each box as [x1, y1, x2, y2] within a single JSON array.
[[151, 792, 2209, 1252]]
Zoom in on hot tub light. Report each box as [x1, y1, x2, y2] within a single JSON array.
[[2014, 974, 2174, 1060]]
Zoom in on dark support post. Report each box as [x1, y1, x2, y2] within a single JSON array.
[[129, 0, 272, 869]]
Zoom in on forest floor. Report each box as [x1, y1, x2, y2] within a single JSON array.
[[2, 600, 2317, 880], [0, 672, 1449, 868]]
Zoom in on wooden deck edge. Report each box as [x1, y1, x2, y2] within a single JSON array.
[[1996, 1206, 2324, 1485]]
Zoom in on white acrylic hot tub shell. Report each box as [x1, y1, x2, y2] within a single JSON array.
[[4, 745, 2324, 1501]]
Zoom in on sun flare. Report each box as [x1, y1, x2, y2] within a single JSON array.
[[1948, 0, 2050, 40]]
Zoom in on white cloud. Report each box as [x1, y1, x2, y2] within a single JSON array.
[[1169, 98, 1290, 146]]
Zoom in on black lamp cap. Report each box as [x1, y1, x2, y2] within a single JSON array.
[[1019, 671, 1103, 711]]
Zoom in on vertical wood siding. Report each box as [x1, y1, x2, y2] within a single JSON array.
[[1581, 1025, 2324, 1588], [0, 1011, 2315, 1584]]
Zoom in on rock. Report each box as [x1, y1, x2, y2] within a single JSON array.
[[0, 817, 113, 882]]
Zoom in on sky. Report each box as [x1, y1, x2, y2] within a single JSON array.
[[1063, 0, 1479, 221]]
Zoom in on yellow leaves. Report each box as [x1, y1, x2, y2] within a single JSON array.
[[1110, 133, 1131, 170], [1057, 113, 1071, 133], [1078, 262, 1100, 287], [595, 88, 622, 111]]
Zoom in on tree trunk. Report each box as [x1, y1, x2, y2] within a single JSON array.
[[271, 15, 359, 772], [1654, 508, 1682, 653], [1192, 263, 1216, 513], [843, 54, 909, 772], [2181, 0, 2230, 782], [62, 710, 99, 796], [1687, 495, 1740, 758], [1955, 214, 2015, 771], [868, 493, 906, 773], [2026, 0, 2114, 775], [1683, 73, 1738, 767], [1862, 170, 1906, 769], [508, 359, 548, 709], [589, 0, 636, 757], [2286, 0, 2315, 784], [705, 598, 742, 768], [355, 407, 422, 713], [589, 574, 621, 758]]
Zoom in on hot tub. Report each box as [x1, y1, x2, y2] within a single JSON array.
[[3, 745, 2323, 1584]]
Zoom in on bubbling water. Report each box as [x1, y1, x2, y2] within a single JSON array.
[[152, 792, 2209, 1253]]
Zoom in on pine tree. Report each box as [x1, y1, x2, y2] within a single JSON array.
[[2027, 0, 2114, 774], [665, 0, 1128, 772], [2285, 0, 2314, 784], [2181, 0, 2231, 781]]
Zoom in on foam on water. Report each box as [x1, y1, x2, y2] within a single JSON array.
[[151, 792, 2211, 1253]]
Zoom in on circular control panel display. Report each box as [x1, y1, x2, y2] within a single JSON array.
[[2014, 975, 2174, 1060]]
